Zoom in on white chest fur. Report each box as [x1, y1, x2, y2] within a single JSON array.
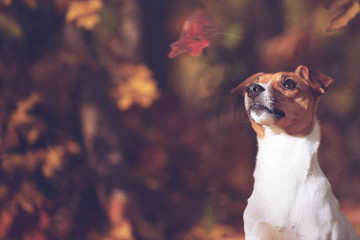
[[243, 119, 359, 240]]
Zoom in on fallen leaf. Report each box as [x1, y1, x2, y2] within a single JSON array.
[[168, 10, 222, 58], [327, 0, 360, 31]]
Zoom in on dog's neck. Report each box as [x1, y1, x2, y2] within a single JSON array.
[[253, 117, 321, 186]]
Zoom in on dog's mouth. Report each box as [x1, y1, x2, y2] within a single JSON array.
[[249, 103, 285, 119]]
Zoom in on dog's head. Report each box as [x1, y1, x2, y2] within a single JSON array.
[[231, 65, 333, 137]]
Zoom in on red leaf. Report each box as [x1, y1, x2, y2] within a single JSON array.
[[168, 11, 222, 59]]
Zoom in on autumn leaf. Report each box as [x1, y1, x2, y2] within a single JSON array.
[[42, 146, 66, 178], [5, 92, 45, 146], [168, 10, 223, 59], [42, 141, 81, 178], [110, 64, 161, 111], [66, 0, 103, 30], [9, 93, 41, 127], [326, 0, 360, 31]]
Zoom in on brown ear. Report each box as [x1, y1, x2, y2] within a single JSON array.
[[231, 72, 264, 96], [295, 65, 334, 95]]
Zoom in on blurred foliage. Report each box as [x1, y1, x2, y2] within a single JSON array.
[[0, 0, 359, 239], [66, 0, 103, 30]]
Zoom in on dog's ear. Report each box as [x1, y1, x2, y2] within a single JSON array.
[[231, 72, 264, 96], [295, 65, 334, 95]]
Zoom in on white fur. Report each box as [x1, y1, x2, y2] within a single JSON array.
[[244, 120, 359, 240]]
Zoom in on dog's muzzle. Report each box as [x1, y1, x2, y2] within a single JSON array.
[[246, 83, 285, 119]]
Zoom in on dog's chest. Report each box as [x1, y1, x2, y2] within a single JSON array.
[[254, 126, 319, 184], [250, 125, 325, 224]]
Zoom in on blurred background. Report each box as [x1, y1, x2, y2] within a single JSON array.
[[0, 0, 360, 239]]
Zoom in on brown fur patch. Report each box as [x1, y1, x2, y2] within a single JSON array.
[[250, 120, 265, 138]]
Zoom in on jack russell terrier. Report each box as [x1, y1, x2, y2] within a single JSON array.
[[231, 65, 359, 240]]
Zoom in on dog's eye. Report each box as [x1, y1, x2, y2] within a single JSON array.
[[282, 79, 297, 90]]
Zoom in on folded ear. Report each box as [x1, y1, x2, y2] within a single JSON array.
[[295, 65, 334, 95], [231, 72, 264, 96]]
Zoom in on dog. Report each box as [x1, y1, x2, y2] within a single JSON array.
[[231, 65, 359, 240]]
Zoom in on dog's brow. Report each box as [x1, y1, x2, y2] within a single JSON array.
[[268, 74, 282, 84]]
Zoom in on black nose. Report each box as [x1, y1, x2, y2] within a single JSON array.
[[246, 83, 265, 98]]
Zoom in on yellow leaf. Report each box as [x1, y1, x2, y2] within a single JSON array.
[[6, 93, 44, 146], [42, 146, 66, 178], [66, 0, 103, 30], [10, 93, 41, 127], [110, 64, 161, 111], [75, 13, 101, 30], [327, 1, 360, 31]]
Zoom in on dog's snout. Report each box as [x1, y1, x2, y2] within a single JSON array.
[[246, 83, 265, 98]]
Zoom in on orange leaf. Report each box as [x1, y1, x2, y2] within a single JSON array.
[[327, 1, 360, 31]]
